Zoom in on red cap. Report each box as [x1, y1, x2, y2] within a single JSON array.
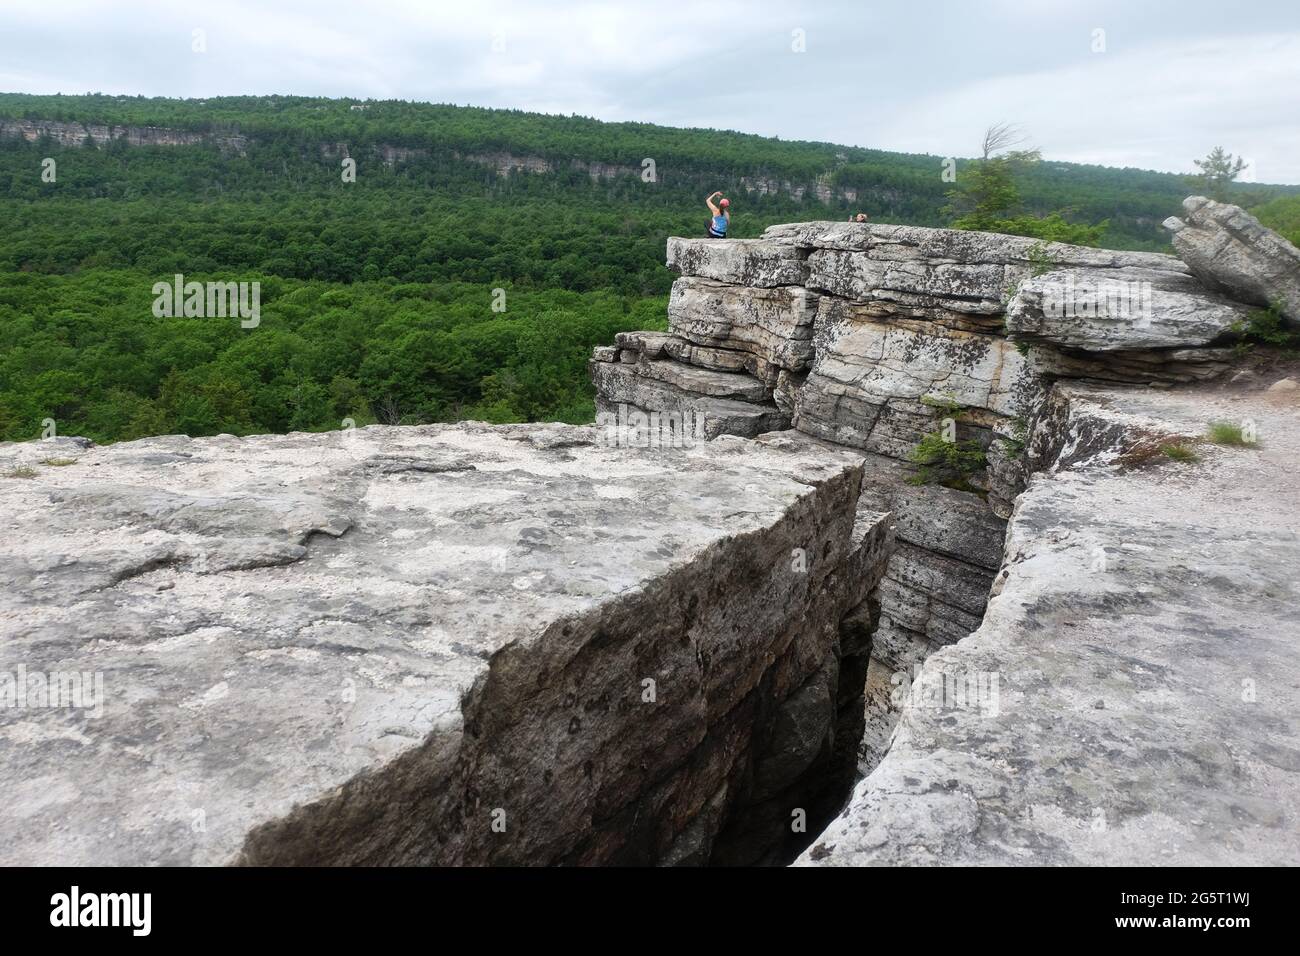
[[719, 198, 730, 207]]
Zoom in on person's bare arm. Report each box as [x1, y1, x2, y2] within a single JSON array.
[[706, 191, 721, 216]]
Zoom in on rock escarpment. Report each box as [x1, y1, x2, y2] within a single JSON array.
[[0, 423, 890, 865], [0, 117, 249, 154], [800, 381, 1300, 865], [588, 206, 1300, 866], [592, 219, 1255, 771], [5, 203, 1297, 867], [1, 117, 861, 201]]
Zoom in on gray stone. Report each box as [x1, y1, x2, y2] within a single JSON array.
[[666, 238, 807, 287], [0, 422, 892, 866], [793, 297, 1038, 458], [668, 277, 817, 373], [590, 361, 788, 439], [762, 220, 1188, 274], [617, 356, 770, 403], [805, 247, 1011, 315], [1165, 196, 1300, 324], [1007, 266, 1252, 350], [800, 382, 1300, 866]]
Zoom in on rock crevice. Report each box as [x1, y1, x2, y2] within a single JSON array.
[[5, 204, 1299, 867]]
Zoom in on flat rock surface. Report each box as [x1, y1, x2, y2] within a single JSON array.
[[800, 382, 1300, 865], [762, 221, 1188, 274], [0, 422, 862, 865], [666, 238, 806, 287]]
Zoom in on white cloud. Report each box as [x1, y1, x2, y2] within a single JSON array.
[[0, 0, 1296, 182], [863, 32, 1300, 181]]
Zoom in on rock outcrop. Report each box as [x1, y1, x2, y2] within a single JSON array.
[[1165, 196, 1300, 324], [0, 118, 248, 155], [6, 208, 1298, 868], [0, 423, 890, 866], [592, 219, 1257, 775], [800, 380, 1300, 865]]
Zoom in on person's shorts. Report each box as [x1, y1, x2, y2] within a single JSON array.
[[707, 230, 727, 238]]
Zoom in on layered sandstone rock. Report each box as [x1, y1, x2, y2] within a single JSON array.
[[624, 222, 1243, 469], [667, 278, 817, 380], [1165, 196, 1300, 324], [589, 358, 786, 439], [1006, 266, 1251, 350], [800, 380, 1300, 865], [0, 118, 248, 154], [665, 237, 807, 287], [591, 216, 1270, 788], [0, 423, 892, 866]]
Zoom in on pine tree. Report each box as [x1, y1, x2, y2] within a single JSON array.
[[1190, 147, 1248, 201]]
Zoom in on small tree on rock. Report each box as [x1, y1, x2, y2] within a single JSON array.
[[945, 124, 1106, 246], [1190, 147, 1248, 201]]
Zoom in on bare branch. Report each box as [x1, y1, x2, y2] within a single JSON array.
[[981, 122, 1026, 160]]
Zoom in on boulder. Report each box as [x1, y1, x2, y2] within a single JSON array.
[[0, 422, 892, 866], [1165, 196, 1300, 324], [1007, 266, 1252, 350]]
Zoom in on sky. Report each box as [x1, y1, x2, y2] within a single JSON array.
[[1, 0, 1298, 183]]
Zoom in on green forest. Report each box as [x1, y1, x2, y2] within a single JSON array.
[[2, 92, 1298, 445]]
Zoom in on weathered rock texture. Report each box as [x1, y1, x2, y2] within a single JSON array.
[[592, 220, 1256, 776], [0, 118, 248, 154], [1165, 196, 1300, 324], [800, 381, 1300, 865], [8, 210, 1295, 868], [0, 423, 890, 866]]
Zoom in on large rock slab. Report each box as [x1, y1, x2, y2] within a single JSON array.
[[800, 382, 1300, 866], [666, 238, 807, 287], [0, 422, 891, 866], [793, 298, 1039, 458], [591, 360, 788, 439], [668, 277, 817, 374], [615, 330, 788, 389], [615, 355, 770, 403], [803, 247, 1010, 315], [1007, 266, 1251, 350], [762, 220, 1188, 274], [1165, 196, 1300, 324]]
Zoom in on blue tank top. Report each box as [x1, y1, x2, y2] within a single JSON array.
[[711, 214, 728, 235]]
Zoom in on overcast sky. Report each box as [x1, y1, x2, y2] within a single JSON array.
[[2, 0, 1298, 183]]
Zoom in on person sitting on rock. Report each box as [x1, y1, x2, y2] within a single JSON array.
[[848, 212, 869, 223], [706, 191, 730, 238]]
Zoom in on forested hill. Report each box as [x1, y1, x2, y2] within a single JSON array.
[[6, 92, 1298, 249], [2, 92, 1297, 446]]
